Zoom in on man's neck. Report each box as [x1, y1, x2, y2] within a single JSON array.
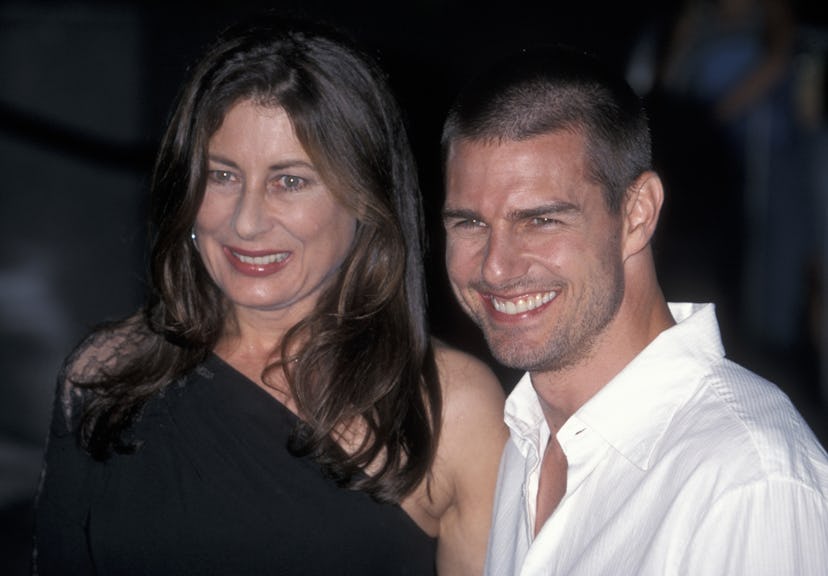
[[530, 296, 675, 433]]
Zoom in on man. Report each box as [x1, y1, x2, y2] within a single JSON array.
[[441, 45, 828, 575]]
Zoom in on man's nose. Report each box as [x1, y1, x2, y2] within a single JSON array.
[[481, 227, 527, 286]]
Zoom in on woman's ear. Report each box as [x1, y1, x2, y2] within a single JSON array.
[[622, 171, 664, 261]]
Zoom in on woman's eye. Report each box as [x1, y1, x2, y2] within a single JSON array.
[[277, 175, 306, 191], [208, 170, 236, 183]]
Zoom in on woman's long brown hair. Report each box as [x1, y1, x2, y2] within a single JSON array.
[[69, 13, 441, 503]]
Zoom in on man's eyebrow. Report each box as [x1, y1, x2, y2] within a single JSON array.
[[508, 202, 579, 221], [442, 207, 480, 220], [442, 202, 580, 222]]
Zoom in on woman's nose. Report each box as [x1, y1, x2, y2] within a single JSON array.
[[233, 185, 271, 239]]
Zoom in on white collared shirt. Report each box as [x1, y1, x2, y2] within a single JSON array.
[[485, 303, 828, 575]]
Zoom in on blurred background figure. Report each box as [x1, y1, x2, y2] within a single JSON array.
[[628, 0, 828, 423], [660, 0, 805, 356]]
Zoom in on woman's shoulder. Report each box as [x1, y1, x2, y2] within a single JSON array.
[[429, 338, 507, 455], [419, 339, 508, 574], [53, 313, 151, 430], [431, 339, 504, 401], [63, 312, 151, 384]]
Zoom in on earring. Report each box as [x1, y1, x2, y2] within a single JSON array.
[[190, 227, 199, 251]]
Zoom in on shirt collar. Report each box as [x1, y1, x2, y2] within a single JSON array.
[[504, 371, 548, 458], [573, 302, 724, 469], [503, 303, 725, 469]]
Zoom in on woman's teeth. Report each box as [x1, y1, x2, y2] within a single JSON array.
[[234, 252, 289, 265]]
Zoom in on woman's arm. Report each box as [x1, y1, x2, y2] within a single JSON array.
[[430, 344, 509, 575], [33, 377, 96, 574]]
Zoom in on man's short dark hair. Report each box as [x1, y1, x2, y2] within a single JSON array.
[[442, 45, 652, 213]]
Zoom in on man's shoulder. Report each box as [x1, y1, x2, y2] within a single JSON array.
[[662, 357, 828, 492]]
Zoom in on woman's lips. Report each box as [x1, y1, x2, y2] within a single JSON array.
[[223, 246, 291, 276]]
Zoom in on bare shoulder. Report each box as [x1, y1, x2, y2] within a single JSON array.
[[432, 339, 505, 408], [429, 339, 508, 575], [430, 340, 508, 454], [431, 338, 507, 464], [430, 339, 507, 460]]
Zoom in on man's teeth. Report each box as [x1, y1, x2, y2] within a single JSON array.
[[234, 252, 289, 265], [492, 291, 556, 315]]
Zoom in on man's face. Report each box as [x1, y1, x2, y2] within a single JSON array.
[[443, 131, 626, 373]]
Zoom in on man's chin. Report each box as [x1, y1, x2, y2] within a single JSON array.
[[486, 337, 551, 372]]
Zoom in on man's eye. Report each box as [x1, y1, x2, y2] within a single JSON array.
[[446, 218, 487, 234], [531, 217, 560, 227]]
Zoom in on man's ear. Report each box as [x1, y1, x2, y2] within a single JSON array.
[[622, 171, 664, 261]]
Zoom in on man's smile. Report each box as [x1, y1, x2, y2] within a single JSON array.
[[487, 291, 558, 315]]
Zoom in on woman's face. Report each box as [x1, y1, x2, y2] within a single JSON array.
[[194, 99, 357, 326]]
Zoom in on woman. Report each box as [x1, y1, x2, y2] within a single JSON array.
[[34, 14, 507, 575]]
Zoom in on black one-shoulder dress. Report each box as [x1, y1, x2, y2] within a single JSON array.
[[34, 353, 436, 575]]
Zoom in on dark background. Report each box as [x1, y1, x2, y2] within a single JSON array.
[[1, 1, 827, 573]]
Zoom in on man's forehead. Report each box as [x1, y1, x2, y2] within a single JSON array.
[[448, 131, 587, 166], [447, 133, 587, 186], [443, 132, 608, 219]]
